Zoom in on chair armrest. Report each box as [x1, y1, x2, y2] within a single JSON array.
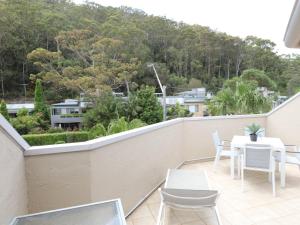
[[221, 140, 231, 147], [286, 151, 300, 154], [284, 145, 298, 152]]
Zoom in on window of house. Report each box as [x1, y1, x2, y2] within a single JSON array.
[[52, 108, 62, 115]]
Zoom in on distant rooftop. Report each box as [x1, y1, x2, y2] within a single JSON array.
[[6, 103, 34, 113]]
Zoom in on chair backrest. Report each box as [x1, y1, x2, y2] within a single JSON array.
[[243, 144, 272, 170], [212, 131, 221, 152], [244, 128, 265, 137], [160, 188, 219, 209]]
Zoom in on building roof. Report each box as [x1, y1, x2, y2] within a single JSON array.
[[52, 99, 80, 107], [6, 103, 34, 113]]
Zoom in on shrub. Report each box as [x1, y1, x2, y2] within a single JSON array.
[[83, 92, 126, 129], [23, 131, 89, 146], [10, 109, 40, 135], [10, 109, 49, 134], [47, 127, 64, 133], [88, 118, 146, 138], [89, 123, 107, 139], [127, 86, 163, 124], [128, 119, 146, 130], [107, 117, 129, 135], [0, 100, 9, 120], [167, 103, 192, 119]]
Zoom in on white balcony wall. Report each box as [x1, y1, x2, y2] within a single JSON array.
[[267, 93, 300, 146], [24, 120, 185, 215], [0, 118, 28, 225]]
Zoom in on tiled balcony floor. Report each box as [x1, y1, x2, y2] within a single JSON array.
[[126, 159, 300, 225]]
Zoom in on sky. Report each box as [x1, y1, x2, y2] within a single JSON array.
[[74, 0, 300, 55]]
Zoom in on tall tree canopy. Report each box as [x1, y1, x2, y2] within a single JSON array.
[[0, 0, 297, 101]]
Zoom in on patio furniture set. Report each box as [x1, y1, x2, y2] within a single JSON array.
[[213, 129, 300, 196]]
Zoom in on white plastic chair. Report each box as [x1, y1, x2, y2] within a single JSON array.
[[156, 169, 222, 225], [212, 131, 240, 172], [241, 144, 276, 196], [273, 145, 300, 170]]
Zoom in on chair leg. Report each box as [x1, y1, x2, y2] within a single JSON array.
[[213, 151, 221, 171], [237, 155, 241, 178], [156, 203, 164, 225], [241, 156, 244, 192], [272, 170, 276, 197], [161, 205, 166, 225]]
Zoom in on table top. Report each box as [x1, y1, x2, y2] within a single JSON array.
[[231, 135, 285, 150], [165, 169, 210, 190], [10, 199, 126, 225]]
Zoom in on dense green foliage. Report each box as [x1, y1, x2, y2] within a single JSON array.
[[107, 117, 146, 135], [83, 92, 126, 128], [0, 0, 298, 101], [208, 79, 272, 115], [88, 123, 107, 139], [240, 69, 276, 90], [127, 86, 163, 124], [9, 108, 48, 134], [24, 116, 145, 145], [0, 100, 9, 120], [23, 131, 89, 146], [84, 86, 162, 128], [89, 117, 146, 139], [167, 103, 192, 119], [34, 79, 49, 119]]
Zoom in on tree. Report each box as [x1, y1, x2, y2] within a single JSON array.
[[208, 80, 271, 116], [167, 103, 192, 119], [128, 86, 163, 124], [10, 109, 39, 134], [240, 69, 276, 90], [88, 117, 146, 138], [34, 79, 49, 120], [0, 0, 294, 99], [83, 92, 126, 129], [0, 100, 9, 120]]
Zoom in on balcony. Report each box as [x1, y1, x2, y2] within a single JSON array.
[[1, 93, 300, 225], [50, 114, 83, 127], [127, 160, 300, 225]]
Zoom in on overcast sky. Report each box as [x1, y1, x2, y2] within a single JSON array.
[[74, 0, 300, 55]]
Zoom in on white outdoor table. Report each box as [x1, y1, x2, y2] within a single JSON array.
[[230, 135, 286, 187]]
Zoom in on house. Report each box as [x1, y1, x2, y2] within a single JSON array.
[[6, 102, 34, 117], [50, 99, 85, 129], [158, 88, 210, 116]]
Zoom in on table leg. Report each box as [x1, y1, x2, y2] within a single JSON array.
[[280, 151, 286, 188], [231, 146, 235, 179]]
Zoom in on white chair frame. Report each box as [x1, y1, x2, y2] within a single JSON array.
[[241, 144, 276, 196], [156, 170, 222, 225], [274, 145, 300, 170], [212, 131, 240, 175]]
